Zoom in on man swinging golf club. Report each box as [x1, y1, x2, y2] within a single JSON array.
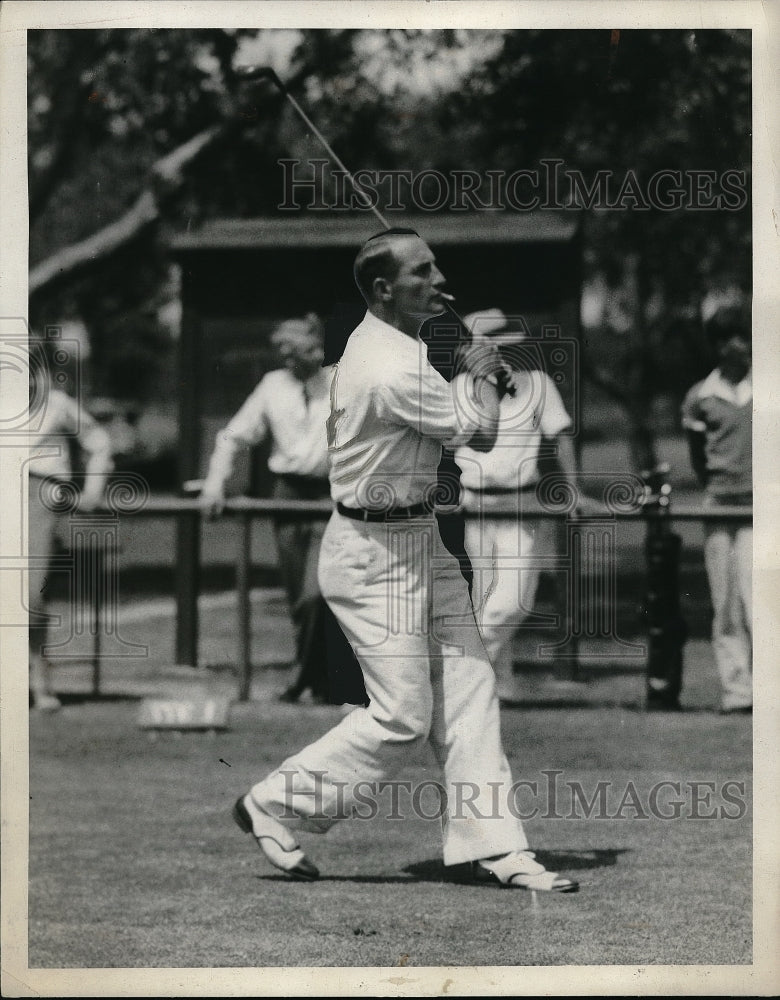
[[232, 228, 579, 893]]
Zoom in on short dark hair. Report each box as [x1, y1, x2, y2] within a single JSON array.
[[353, 228, 421, 304], [365, 227, 420, 241], [705, 304, 750, 345], [271, 312, 324, 344]]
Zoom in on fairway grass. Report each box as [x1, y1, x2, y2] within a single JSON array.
[[29, 695, 751, 969]]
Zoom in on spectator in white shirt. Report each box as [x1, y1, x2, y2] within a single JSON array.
[[455, 310, 578, 704], [681, 305, 752, 714], [200, 314, 367, 706], [27, 357, 113, 710]]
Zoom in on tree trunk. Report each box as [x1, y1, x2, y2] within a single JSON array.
[[622, 251, 659, 474], [28, 124, 227, 301]]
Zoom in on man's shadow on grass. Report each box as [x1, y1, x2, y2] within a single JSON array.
[[403, 848, 628, 882], [255, 848, 628, 884]]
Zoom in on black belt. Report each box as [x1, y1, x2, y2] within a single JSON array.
[[464, 483, 538, 495], [336, 500, 433, 522]]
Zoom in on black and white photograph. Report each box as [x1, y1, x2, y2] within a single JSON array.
[[1, 1, 778, 996]]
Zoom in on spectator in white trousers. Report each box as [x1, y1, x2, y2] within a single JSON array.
[[455, 310, 580, 704], [682, 305, 752, 714], [27, 355, 113, 710]]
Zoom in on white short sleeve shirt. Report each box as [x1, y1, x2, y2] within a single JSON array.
[[456, 369, 571, 492], [28, 388, 113, 486]]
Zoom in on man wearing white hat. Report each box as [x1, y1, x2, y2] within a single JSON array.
[[455, 309, 579, 704]]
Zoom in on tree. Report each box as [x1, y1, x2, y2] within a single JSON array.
[[28, 27, 751, 471], [28, 28, 283, 398], [27, 27, 411, 399], [451, 28, 751, 469]]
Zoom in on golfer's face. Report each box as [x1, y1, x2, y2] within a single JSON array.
[[389, 238, 447, 321]]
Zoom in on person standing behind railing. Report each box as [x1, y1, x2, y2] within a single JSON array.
[[200, 313, 367, 707], [454, 310, 583, 705], [27, 352, 113, 710], [681, 304, 752, 715]]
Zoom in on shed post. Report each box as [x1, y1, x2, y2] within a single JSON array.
[[175, 269, 202, 666]]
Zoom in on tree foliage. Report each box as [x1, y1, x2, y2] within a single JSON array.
[[452, 28, 751, 466], [28, 27, 751, 466], [28, 28, 283, 397]]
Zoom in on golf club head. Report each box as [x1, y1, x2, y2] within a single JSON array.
[[233, 65, 285, 91]]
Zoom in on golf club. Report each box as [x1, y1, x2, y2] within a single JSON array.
[[234, 64, 390, 229], [234, 64, 509, 385]]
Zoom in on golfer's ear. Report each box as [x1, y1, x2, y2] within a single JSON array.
[[373, 276, 392, 302]]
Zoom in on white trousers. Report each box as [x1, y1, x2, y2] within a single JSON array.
[[464, 512, 554, 699], [251, 510, 527, 865], [28, 481, 59, 696], [703, 502, 752, 710]]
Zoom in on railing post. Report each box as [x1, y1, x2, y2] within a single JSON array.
[[175, 486, 201, 667], [641, 465, 688, 711], [91, 536, 103, 696], [236, 509, 252, 702], [176, 275, 202, 667], [553, 512, 580, 681]]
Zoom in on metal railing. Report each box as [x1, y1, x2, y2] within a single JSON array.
[[63, 494, 751, 702]]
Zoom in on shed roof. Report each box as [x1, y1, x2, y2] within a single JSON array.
[[170, 213, 579, 252]]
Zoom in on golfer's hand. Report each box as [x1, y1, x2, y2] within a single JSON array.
[[200, 486, 226, 519], [502, 367, 523, 394], [456, 338, 503, 380]]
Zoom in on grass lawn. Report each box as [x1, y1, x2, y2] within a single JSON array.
[[20, 433, 760, 985], [28, 674, 752, 971]]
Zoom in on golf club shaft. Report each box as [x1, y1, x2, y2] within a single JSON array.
[[270, 81, 473, 333], [238, 65, 390, 229], [237, 65, 480, 360]]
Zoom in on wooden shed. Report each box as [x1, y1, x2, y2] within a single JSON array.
[[168, 213, 582, 666], [170, 212, 583, 494]]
